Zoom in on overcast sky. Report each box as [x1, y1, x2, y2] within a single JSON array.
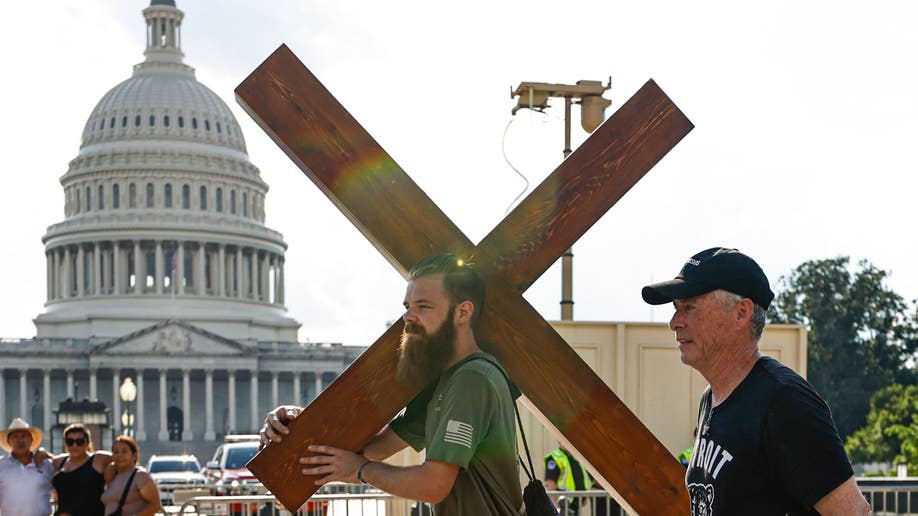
[[2, 1, 916, 345]]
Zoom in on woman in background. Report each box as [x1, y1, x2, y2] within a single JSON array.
[[100, 436, 162, 516]]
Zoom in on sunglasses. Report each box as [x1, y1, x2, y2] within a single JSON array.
[[65, 437, 87, 446]]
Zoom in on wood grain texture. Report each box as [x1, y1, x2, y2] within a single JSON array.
[[236, 44, 693, 514]]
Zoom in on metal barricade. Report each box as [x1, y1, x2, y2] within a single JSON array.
[[177, 492, 423, 516]]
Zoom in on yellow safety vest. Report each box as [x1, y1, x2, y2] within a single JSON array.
[[545, 449, 593, 492]]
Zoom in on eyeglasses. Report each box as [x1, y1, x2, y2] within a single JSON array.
[[65, 437, 87, 446]]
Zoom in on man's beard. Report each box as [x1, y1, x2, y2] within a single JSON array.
[[396, 309, 456, 390]]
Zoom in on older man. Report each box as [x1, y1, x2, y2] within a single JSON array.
[[643, 247, 870, 516], [0, 418, 54, 516]]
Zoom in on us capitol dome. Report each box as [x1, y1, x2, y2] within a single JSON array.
[[0, 0, 361, 453], [38, 0, 297, 342]]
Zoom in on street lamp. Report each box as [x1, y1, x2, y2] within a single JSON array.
[[119, 377, 137, 437], [511, 79, 612, 320]]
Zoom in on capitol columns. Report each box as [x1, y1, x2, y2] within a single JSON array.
[[43, 370, 51, 430], [182, 368, 193, 441], [158, 369, 169, 441], [113, 241, 122, 295], [176, 242, 185, 295], [76, 246, 85, 297], [292, 372, 301, 407], [227, 369, 237, 434], [89, 368, 98, 401], [136, 370, 146, 441], [155, 241, 164, 295], [112, 369, 121, 433], [134, 241, 143, 295], [250, 369, 259, 433], [18, 369, 27, 420], [217, 245, 226, 297], [66, 369, 74, 399], [236, 247, 244, 299], [271, 371, 279, 409], [94, 243, 102, 295], [205, 368, 215, 441]]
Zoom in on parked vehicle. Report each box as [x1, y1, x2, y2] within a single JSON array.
[[146, 454, 207, 505]]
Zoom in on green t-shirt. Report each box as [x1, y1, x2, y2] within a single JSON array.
[[390, 352, 523, 515]]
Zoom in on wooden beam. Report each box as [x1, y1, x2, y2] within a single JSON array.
[[236, 44, 693, 514]]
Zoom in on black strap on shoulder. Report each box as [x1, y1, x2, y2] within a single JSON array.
[[468, 355, 537, 481], [116, 468, 138, 513]]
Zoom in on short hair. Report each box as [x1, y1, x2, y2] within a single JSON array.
[[113, 435, 140, 464], [713, 289, 767, 340], [64, 423, 95, 452], [408, 253, 485, 326]]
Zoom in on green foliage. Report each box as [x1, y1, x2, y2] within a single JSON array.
[[768, 257, 918, 439], [846, 384, 918, 474]]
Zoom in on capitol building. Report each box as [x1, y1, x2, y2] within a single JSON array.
[[0, 0, 362, 458]]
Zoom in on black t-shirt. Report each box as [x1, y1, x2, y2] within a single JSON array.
[[686, 356, 853, 516]]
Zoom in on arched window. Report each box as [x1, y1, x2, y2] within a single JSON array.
[[182, 184, 190, 209], [205, 120, 211, 131], [164, 184, 173, 208], [146, 183, 154, 208], [76, 189, 81, 213], [113, 184, 120, 209], [98, 185, 105, 210], [121, 116, 127, 128], [129, 183, 137, 208], [192, 118, 198, 129], [199, 186, 207, 210], [164, 115, 170, 127], [86, 187, 92, 211], [109, 117, 115, 129], [242, 192, 248, 217], [216, 187, 223, 212], [178, 116, 184, 128], [135, 115, 141, 127], [230, 190, 236, 214], [216, 122, 222, 133]]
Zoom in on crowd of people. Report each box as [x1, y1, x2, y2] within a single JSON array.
[[0, 418, 162, 516]]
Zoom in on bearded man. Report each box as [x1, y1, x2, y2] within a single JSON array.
[[261, 253, 523, 515]]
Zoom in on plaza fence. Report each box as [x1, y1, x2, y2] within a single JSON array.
[[168, 480, 918, 515]]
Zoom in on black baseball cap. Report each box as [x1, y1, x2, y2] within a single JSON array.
[[642, 247, 774, 309]]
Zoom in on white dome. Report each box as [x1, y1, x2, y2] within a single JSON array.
[[80, 64, 246, 154]]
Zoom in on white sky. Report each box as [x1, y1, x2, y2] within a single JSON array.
[[2, 1, 916, 345]]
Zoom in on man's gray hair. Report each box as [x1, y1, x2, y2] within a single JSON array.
[[713, 289, 767, 340]]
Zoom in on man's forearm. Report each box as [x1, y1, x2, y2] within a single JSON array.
[[359, 460, 457, 503], [362, 427, 409, 461]]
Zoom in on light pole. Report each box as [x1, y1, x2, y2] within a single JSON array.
[[119, 377, 137, 437], [510, 79, 612, 320]]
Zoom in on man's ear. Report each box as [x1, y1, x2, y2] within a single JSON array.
[[455, 300, 474, 324], [735, 298, 754, 325]]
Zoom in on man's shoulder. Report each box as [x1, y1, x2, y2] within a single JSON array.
[[452, 353, 505, 379], [754, 356, 810, 390]]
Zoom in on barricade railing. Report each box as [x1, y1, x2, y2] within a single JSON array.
[[170, 482, 918, 515]]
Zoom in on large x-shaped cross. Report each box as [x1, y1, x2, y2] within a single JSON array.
[[237, 45, 693, 514]]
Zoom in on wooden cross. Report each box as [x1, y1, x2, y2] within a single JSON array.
[[237, 45, 693, 514]]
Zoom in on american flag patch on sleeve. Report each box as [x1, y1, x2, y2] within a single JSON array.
[[444, 419, 474, 448]]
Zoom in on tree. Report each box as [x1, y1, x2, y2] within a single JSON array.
[[768, 257, 918, 439], [846, 384, 918, 474]]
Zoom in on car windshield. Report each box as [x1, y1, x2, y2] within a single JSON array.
[[225, 447, 258, 469], [149, 460, 200, 473]]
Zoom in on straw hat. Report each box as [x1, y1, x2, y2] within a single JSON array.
[[0, 418, 43, 452]]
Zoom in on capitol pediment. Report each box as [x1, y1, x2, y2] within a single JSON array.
[[94, 320, 251, 356]]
